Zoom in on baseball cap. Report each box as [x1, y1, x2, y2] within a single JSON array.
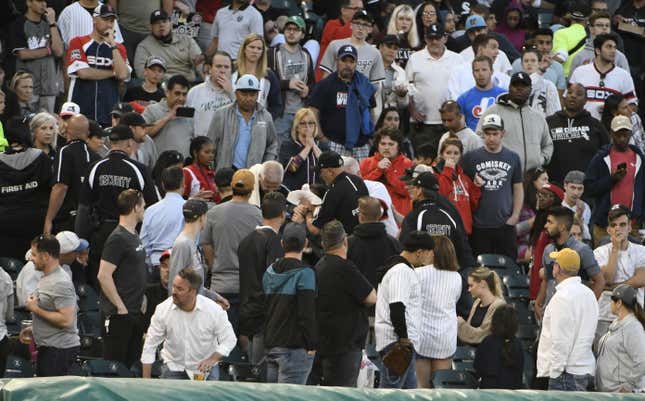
[[611, 115, 633, 132], [287, 187, 323, 206], [400, 164, 433, 183], [541, 183, 564, 201], [425, 23, 445, 38], [159, 249, 171, 262], [284, 15, 305, 31], [282, 222, 308, 248], [145, 56, 167, 71], [510, 72, 532, 86], [317, 151, 344, 170], [564, 170, 585, 185], [182, 199, 208, 220], [465, 15, 487, 31], [481, 114, 504, 130], [338, 44, 358, 60], [59, 102, 81, 117], [111, 102, 134, 117], [402, 231, 435, 252], [410, 171, 439, 191], [352, 10, 374, 23], [611, 284, 638, 308], [93, 4, 117, 18], [150, 9, 170, 24], [232, 169, 255, 193], [108, 125, 134, 141], [235, 74, 261, 91], [56, 231, 89, 254], [549, 248, 580, 274], [88, 120, 107, 138], [120, 112, 148, 127], [569, 1, 591, 20], [379, 34, 401, 47]]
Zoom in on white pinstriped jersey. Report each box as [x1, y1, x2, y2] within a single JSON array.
[[57, 1, 124, 44]]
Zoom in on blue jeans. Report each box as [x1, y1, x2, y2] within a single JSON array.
[[378, 342, 417, 389], [548, 372, 592, 391], [266, 347, 314, 384], [274, 113, 296, 146], [160, 364, 220, 380]]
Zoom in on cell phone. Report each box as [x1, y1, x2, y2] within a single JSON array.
[[618, 162, 627, 170], [176, 107, 195, 118]]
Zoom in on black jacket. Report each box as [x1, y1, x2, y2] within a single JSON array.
[[347, 222, 401, 288], [238, 227, 284, 337], [474, 334, 524, 389], [263, 257, 317, 350]]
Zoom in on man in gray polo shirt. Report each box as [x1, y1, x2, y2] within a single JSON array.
[[205, 0, 264, 60], [21, 234, 79, 377]]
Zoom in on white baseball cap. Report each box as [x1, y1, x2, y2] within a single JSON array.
[[59, 102, 81, 117], [56, 231, 89, 254], [235, 74, 261, 91], [482, 114, 504, 130]]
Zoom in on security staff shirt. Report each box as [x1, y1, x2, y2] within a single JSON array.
[[313, 172, 368, 234]]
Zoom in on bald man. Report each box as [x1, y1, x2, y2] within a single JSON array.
[[44, 115, 101, 234], [545, 83, 610, 184]]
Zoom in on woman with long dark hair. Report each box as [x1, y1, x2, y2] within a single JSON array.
[[152, 150, 184, 198]]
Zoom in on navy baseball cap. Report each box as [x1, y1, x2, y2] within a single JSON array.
[[511, 72, 532, 86], [338, 44, 358, 60]]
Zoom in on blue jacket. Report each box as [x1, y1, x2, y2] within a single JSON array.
[[584, 144, 645, 226], [345, 72, 375, 149]]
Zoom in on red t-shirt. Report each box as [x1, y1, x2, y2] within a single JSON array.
[[316, 19, 352, 81], [610, 147, 637, 209]]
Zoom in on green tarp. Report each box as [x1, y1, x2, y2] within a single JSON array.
[[1, 378, 644, 401]]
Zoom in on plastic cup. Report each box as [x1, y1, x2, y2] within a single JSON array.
[[193, 372, 205, 381]]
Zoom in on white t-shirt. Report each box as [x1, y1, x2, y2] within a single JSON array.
[[364, 180, 399, 238], [460, 46, 513, 75], [375, 262, 421, 351], [594, 242, 645, 321], [406, 47, 463, 124], [186, 78, 235, 137]]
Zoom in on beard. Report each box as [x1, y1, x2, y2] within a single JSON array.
[[155, 32, 173, 44]]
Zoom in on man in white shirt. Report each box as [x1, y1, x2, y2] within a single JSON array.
[[537, 248, 599, 391], [406, 23, 463, 152], [593, 205, 645, 341], [561, 170, 592, 241], [375, 231, 429, 389], [141, 268, 236, 380], [437, 101, 483, 158]]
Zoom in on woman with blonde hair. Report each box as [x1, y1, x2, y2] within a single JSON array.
[[5, 71, 37, 119], [278, 107, 324, 190], [415, 235, 463, 388], [386, 4, 419, 68], [458, 266, 506, 345], [29, 112, 57, 161], [233, 33, 282, 118]]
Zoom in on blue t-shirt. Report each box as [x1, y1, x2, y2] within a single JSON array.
[[461, 146, 522, 228], [233, 110, 256, 169], [457, 86, 506, 131]]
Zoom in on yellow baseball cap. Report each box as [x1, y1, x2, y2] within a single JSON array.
[[232, 169, 255, 194], [549, 248, 580, 274]]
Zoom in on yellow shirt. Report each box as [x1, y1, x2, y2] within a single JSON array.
[[553, 23, 587, 77]]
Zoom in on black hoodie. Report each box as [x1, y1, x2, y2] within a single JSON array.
[[347, 222, 402, 289], [546, 109, 609, 185]]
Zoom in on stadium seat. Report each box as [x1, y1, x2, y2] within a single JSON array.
[[4, 355, 33, 378], [79, 335, 103, 359], [78, 311, 102, 337], [476, 254, 522, 277], [6, 308, 33, 336], [453, 345, 476, 362], [452, 360, 475, 375], [219, 345, 260, 382], [517, 324, 539, 352], [0, 257, 25, 281], [76, 284, 100, 312], [503, 274, 530, 301], [432, 369, 477, 389], [83, 359, 133, 377], [509, 299, 535, 325]]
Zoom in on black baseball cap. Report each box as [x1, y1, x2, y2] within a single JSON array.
[[402, 231, 435, 252], [182, 199, 208, 220], [379, 34, 401, 47], [317, 151, 344, 170], [352, 10, 374, 23], [93, 4, 117, 19], [108, 125, 134, 141], [120, 112, 149, 127], [150, 9, 170, 23], [337, 44, 358, 60], [111, 102, 134, 117], [425, 24, 445, 38], [88, 120, 108, 138], [569, 1, 591, 20], [510, 72, 531, 86], [411, 172, 439, 191]]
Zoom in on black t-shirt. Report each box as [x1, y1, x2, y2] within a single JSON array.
[[314, 254, 373, 356], [100, 225, 147, 315], [123, 85, 165, 103], [313, 172, 368, 234], [53, 140, 100, 221], [470, 302, 490, 328]]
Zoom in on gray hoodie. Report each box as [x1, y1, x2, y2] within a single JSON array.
[[596, 314, 645, 392], [476, 93, 554, 173]]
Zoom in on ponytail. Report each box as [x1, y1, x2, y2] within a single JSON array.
[[470, 266, 503, 298]]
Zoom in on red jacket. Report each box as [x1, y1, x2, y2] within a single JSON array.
[[360, 153, 414, 216], [529, 231, 550, 300], [316, 18, 352, 81], [437, 164, 481, 235], [183, 164, 221, 203]]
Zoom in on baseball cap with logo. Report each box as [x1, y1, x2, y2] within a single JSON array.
[[56, 231, 89, 254], [411, 172, 440, 191], [317, 151, 344, 170], [59, 102, 81, 117], [379, 34, 401, 47], [145, 56, 167, 71], [399, 164, 433, 183], [285, 16, 306, 31], [182, 199, 208, 220], [235, 74, 261, 91], [510, 72, 531, 86], [352, 10, 374, 23], [549, 248, 580, 274], [108, 125, 134, 141], [611, 284, 638, 308], [611, 115, 633, 132], [569, 1, 591, 20], [93, 4, 117, 18], [232, 169, 255, 193], [338, 44, 358, 60], [481, 114, 504, 130], [120, 112, 149, 127], [465, 15, 487, 31], [425, 23, 445, 38], [111, 102, 134, 117], [150, 9, 170, 24]]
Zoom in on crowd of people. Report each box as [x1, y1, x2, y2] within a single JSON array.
[[0, 0, 644, 393]]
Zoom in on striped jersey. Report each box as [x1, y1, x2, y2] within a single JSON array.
[[57, 1, 124, 44]]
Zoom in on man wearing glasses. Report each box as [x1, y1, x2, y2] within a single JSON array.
[[319, 10, 385, 85], [569, 12, 629, 75]]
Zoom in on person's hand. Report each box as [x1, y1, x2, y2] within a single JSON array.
[[506, 214, 519, 226], [216, 295, 230, 310], [197, 355, 219, 373], [45, 7, 56, 24], [611, 166, 627, 182], [377, 157, 392, 170], [611, 230, 625, 249], [306, 350, 316, 356], [410, 109, 426, 123], [444, 157, 457, 169], [299, 84, 309, 98], [76, 250, 89, 266], [238, 335, 250, 352], [575, 200, 585, 219], [534, 303, 543, 321], [192, 189, 214, 201], [289, 79, 307, 92], [304, 135, 315, 149], [474, 174, 485, 187], [117, 306, 128, 315], [291, 207, 305, 223], [25, 295, 38, 313], [43, 219, 53, 235], [397, 338, 413, 349], [215, 74, 233, 94], [103, 29, 116, 47], [166, 104, 180, 121], [19, 327, 33, 345], [394, 84, 408, 97]]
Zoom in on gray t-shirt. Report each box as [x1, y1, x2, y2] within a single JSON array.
[[168, 232, 218, 301], [0, 268, 13, 341], [32, 267, 79, 349], [278, 45, 307, 114], [461, 146, 523, 228], [116, 0, 161, 34], [320, 38, 386, 83], [135, 135, 158, 171], [201, 201, 262, 294], [143, 99, 194, 158], [210, 5, 264, 59]]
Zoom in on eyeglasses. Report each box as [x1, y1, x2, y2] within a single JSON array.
[[299, 121, 316, 127], [423, 11, 436, 16]]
